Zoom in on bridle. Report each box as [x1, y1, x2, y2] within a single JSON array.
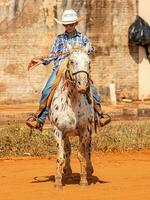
[[65, 51, 90, 82]]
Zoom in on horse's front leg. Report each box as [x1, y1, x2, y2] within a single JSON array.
[[78, 136, 88, 186], [53, 127, 65, 189], [63, 136, 72, 176], [85, 123, 94, 176]]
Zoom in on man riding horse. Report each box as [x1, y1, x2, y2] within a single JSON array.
[[26, 9, 105, 131]]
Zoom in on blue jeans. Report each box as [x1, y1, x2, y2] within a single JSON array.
[[38, 69, 101, 123]]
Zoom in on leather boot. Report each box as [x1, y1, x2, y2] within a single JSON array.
[[94, 102, 111, 127], [26, 115, 44, 131]]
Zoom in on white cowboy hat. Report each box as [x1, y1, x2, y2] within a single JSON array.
[[54, 9, 85, 25]]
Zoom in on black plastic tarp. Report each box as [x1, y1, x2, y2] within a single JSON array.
[[128, 16, 150, 46]]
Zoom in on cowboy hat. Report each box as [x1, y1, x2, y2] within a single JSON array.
[[54, 9, 85, 25]]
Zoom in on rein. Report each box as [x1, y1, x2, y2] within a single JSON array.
[[35, 52, 70, 62], [72, 70, 89, 77], [66, 68, 89, 82], [66, 54, 89, 82]]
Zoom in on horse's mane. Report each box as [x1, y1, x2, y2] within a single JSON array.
[[47, 57, 69, 107]]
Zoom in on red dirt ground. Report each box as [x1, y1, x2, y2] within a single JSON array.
[[0, 151, 150, 200]]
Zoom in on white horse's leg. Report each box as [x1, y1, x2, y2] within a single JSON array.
[[53, 127, 65, 189], [83, 123, 93, 176], [63, 136, 72, 176], [77, 136, 88, 186], [85, 135, 94, 176]]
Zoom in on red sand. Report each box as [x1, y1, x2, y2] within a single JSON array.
[[0, 150, 150, 200]]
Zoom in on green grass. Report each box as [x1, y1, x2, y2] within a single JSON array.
[[0, 120, 150, 156], [0, 125, 56, 157]]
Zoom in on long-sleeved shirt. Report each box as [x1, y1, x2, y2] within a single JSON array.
[[43, 30, 94, 69]]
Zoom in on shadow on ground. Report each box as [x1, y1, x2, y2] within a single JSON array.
[[31, 173, 109, 186]]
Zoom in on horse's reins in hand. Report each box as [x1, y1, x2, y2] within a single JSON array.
[[30, 51, 70, 70], [26, 52, 69, 93]]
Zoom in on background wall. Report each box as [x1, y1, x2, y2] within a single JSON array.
[[87, 0, 138, 101], [0, 0, 139, 103]]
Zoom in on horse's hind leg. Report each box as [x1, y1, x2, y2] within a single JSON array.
[[77, 138, 88, 186], [63, 136, 72, 176], [53, 127, 65, 189]]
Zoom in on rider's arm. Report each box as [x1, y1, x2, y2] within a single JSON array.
[[42, 37, 62, 65]]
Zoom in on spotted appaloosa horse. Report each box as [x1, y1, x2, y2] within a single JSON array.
[[49, 44, 93, 188]]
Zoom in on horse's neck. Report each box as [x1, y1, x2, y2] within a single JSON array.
[[58, 79, 80, 105], [68, 83, 79, 104]]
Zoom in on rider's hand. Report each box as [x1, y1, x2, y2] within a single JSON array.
[[27, 58, 43, 71]]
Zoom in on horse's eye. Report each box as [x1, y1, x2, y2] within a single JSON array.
[[70, 61, 74, 64]]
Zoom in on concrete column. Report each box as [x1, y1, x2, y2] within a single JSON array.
[[138, 0, 150, 100]]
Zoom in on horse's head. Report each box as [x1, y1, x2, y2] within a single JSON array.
[[66, 44, 90, 93]]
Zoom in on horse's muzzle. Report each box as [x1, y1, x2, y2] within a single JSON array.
[[77, 86, 87, 93]]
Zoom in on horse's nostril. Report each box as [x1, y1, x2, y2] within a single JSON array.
[[78, 81, 81, 85]]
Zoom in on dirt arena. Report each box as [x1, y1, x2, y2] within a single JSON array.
[[0, 150, 150, 200]]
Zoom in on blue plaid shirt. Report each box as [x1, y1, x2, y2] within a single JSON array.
[[43, 30, 93, 69]]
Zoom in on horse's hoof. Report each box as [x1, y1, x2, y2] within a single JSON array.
[[80, 182, 88, 187], [54, 184, 63, 190]]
